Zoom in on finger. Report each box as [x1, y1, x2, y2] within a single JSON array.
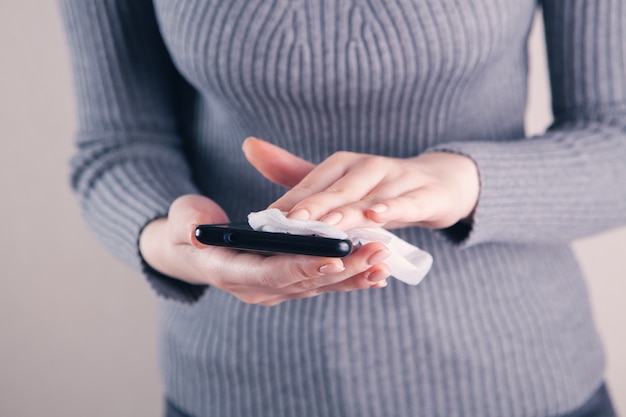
[[269, 153, 355, 213], [242, 137, 315, 188], [167, 194, 230, 247], [199, 244, 348, 294], [287, 242, 389, 291], [275, 154, 388, 221], [315, 263, 391, 293], [365, 186, 456, 228], [315, 171, 430, 229], [260, 255, 391, 305], [319, 201, 385, 230], [255, 241, 386, 296], [245, 252, 346, 290], [223, 242, 389, 306], [307, 263, 391, 299]]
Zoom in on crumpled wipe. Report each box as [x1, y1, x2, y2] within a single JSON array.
[[248, 208, 432, 285]]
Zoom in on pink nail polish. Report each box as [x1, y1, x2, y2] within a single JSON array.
[[321, 212, 342, 225], [370, 280, 388, 289], [367, 269, 389, 283], [367, 249, 390, 265], [288, 209, 310, 221], [319, 263, 345, 275], [369, 203, 388, 214]]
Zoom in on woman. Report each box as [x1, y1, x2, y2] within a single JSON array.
[[59, 0, 624, 416]]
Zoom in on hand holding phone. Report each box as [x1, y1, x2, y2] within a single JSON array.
[[140, 195, 390, 306]]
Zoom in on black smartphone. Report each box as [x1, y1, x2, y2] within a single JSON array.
[[194, 224, 352, 257]]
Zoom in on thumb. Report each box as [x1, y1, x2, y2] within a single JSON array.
[[242, 137, 315, 188], [168, 194, 229, 247]]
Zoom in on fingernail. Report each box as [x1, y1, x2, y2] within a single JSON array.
[[288, 209, 310, 221], [321, 212, 342, 225], [370, 280, 388, 289], [369, 203, 388, 213], [367, 248, 390, 265], [319, 263, 345, 275], [241, 137, 256, 152], [367, 269, 389, 283]]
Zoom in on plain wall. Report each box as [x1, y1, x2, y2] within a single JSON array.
[[0, 2, 623, 416]]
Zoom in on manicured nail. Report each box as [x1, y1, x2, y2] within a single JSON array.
[[367, 269, 389, 283], [319, 263, 345, 275], [321, 212, 342, 226], [370, 280, 388, 289], [369, 203, 388, 214], [288, 209, 310, 221], [367, 248, 390, 265]]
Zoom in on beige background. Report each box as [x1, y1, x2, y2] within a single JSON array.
[[0, 2, 624, 416]]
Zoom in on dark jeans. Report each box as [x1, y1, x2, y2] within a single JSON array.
[[165, 383, 618, 417]]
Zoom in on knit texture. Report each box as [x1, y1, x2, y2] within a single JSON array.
[[59, 0, 626, 416]]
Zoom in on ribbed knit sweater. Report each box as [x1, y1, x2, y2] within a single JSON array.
[[59, 1, 626, 416]]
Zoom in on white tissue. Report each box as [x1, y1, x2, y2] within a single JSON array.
[[248, 208, 432, 285]]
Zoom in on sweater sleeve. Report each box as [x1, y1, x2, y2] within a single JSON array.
[[59, 0, 207, 302], [434, 0, 626, 247]]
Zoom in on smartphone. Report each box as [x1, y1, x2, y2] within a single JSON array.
[[194, 224, 352, 257]]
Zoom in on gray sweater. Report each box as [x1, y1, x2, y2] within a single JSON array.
[[59, 0, 626, 416]]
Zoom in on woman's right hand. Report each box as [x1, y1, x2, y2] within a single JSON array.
[[139, 194, 391, 306]]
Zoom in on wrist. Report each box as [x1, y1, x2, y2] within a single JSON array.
[[139, 216, 207, 285], [139, 217, 169, 273], [414, 151, 480, 222]]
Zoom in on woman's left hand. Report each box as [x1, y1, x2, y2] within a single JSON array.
[[243, 137, 480, 231]]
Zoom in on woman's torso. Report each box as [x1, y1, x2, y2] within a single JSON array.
[[152, 1, 605, 416]]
